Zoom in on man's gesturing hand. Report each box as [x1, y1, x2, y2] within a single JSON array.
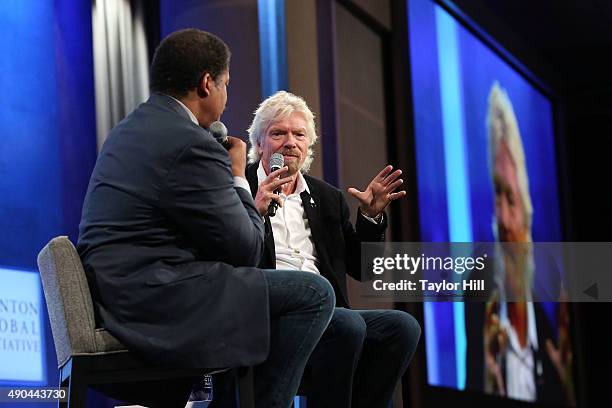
[[347, 165, 406, 218], [255, 166, 292, 216]]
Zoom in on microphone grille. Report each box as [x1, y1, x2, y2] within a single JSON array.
[[209, 120, 228, 140], [269, 152, 284, 171]]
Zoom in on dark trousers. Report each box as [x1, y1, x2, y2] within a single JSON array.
[[210, 270, 335, 408], [304, 307, 421, 408]]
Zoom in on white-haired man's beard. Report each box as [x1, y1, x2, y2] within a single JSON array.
[[279, 148, 303, 175]]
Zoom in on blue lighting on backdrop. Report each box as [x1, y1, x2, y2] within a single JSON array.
[[257, 0, 288, 97], [0, 0, 62, 269], [435, 7, 471, 389], [0, 1, 97, 402]]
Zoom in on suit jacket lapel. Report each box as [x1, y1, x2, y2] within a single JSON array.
[[245, 163, 260, 198], [300, 182, 331, 274], [262, 217, 276, 268]]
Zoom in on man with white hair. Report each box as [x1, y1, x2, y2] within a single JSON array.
[[464, 82, 574, 405], [245, 91, 421, 408]]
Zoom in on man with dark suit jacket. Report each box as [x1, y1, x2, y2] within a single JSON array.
[[245, 91, 421, 408], [77, 30, 334, 408]]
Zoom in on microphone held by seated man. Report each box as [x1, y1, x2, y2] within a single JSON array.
[[77, 30, 334, 408], [245, 90, 421, 408]]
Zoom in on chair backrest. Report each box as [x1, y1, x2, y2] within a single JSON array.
[[37, 236, 98, 367]]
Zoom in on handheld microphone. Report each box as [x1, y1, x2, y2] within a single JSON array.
[[267, 152, 284, 217], [209, 120, 231, 149]]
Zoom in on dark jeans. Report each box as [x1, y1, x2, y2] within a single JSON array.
[[209, 270, 335, 408], [305, 308, 421, 408]]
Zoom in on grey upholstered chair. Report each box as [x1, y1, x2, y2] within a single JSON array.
[[37, 236, 254, 408]]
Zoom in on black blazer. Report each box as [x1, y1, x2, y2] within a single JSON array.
[[246, 162, 387, 308], [77, 93, 268, 369]]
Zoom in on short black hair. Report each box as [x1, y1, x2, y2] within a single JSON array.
[[150, 29, 230, 98]]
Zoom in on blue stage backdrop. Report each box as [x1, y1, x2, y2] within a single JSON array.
[[0, 0, 97, 405], [408, 0, 562, 397]]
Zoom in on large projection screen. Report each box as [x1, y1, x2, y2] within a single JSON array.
[[408, 0, 575, 405]]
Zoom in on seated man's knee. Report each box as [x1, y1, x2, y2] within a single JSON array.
[[300, 272, 336, 315], [391, 310, 421, 349], [330, 309, 367, 349]]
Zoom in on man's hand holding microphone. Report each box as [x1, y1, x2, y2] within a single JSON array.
[[210, 121, 290, 213], [210, 121, 248, 178], [255, 153, 291, 217]]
